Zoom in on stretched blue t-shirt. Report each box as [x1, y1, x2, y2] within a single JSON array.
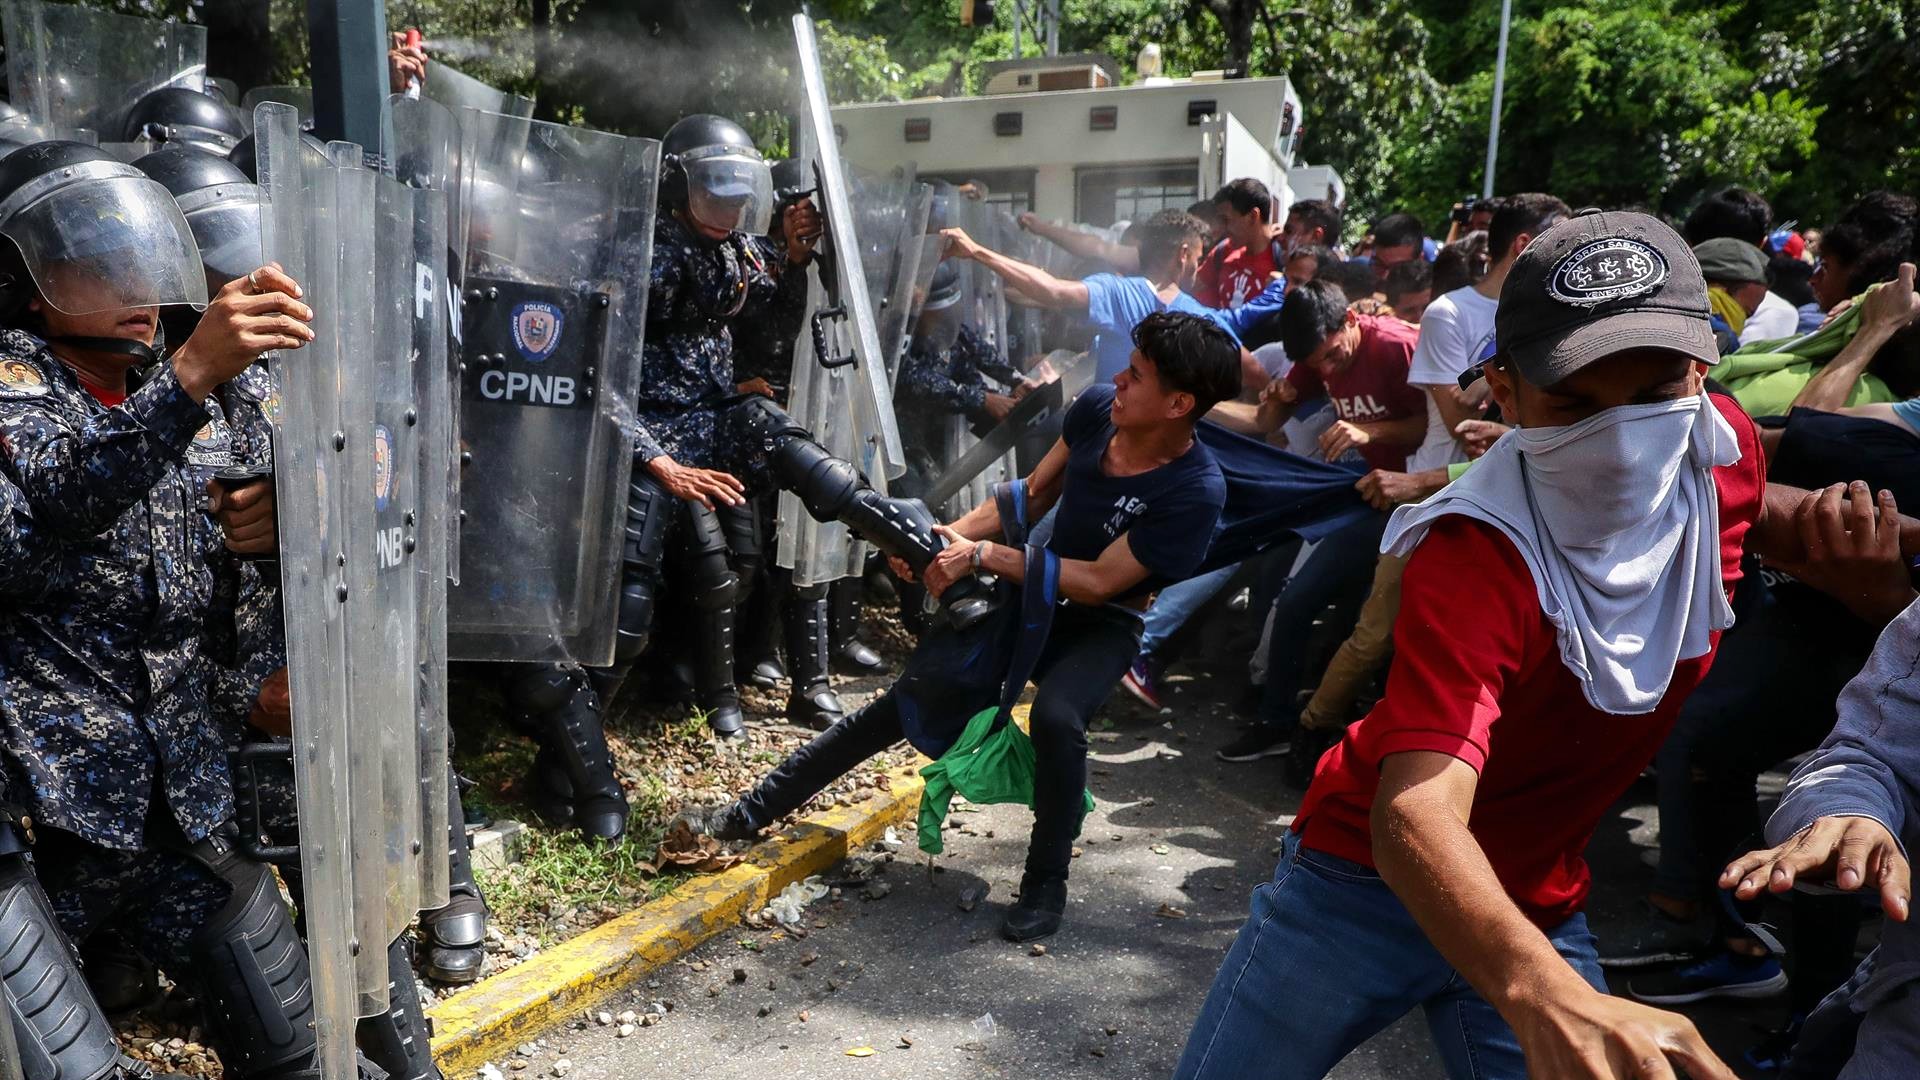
[[1082, 274, 1246, 383], [1046, 384, 1226, 599]]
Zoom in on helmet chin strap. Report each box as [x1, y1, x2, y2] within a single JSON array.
[[44, 335, 160, 366]]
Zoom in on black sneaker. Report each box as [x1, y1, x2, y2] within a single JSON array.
[[1217, 727, 1291, 762], [1627, 950, 1787, 1005]]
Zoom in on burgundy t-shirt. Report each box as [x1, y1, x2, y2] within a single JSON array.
[[1285, 314, 1424, 469]]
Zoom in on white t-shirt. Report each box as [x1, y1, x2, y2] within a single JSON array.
[[1739, 290, 1799, 345], [1406, 285, 1499, 472]]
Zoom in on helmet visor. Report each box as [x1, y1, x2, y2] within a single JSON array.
[[179, 183, 262, 290], [1, 171, 207, 315], [682, 147, 772, 236]]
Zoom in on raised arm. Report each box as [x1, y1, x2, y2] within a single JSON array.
[[942, 227, 1090, 312], [1018, 213, 1141, 274], [1790, 263, 1920, 413]]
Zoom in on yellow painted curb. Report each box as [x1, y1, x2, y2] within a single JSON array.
[[428, 764, 926, 1077]]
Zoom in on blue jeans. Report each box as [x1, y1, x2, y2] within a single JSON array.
[[1254, 511, 1388, 730], [1139, 563, 1242, 660], [1174, 831, 1606, 1080]]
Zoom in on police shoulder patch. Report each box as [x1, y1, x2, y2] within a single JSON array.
[[0, 357, 50, 399], [1547, 238, 1668, 307]]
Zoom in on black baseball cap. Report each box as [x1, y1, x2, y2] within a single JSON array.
[[1490, 209, 1717, 388]]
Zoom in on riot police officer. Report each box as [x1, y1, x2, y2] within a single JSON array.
[[130, 143, 451, 1078], [728, 157, 847, 730], [585, 113, 980, 740], [0, 140, 371, 1080]]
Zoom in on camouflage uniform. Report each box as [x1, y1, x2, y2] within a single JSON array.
[[195, 363, 303, 848], [632, 214, 808, 489], [730, 235, 798, 405], [0, 329, 256, 976], [893, 324, 1020, 489]]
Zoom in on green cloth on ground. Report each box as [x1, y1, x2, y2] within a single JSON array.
[[1712, 300, 1897, 417], [917, 705, 1094, 855]]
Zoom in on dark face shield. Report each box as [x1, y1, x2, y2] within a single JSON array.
[[0, 161, 206, 315], [681, 146, 773, 237], [177, 180, 262, 291]]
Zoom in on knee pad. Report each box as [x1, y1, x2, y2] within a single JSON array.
[[768, 438, 864, 522], [613, 577, 656, 664], [717, 500, 762, 578], [683, 505, 739, 613], [503, 664, 579, 716], [733, 395, 808, 448], [189, 857, 317, 1077], [0, 853, 130, 1080], [623, 474, 677, 576]]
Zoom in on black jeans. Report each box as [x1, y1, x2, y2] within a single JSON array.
[[736, 602, 1142, 881]]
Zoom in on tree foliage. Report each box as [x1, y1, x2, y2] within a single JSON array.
[[38, 0, 1909, 236]]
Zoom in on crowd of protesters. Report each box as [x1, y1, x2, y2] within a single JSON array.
[[836, 175, 1920, 1080]]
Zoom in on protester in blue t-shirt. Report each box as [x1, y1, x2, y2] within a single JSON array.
[[941, 207, 1275, 390], [682, 312, 1244, 945]]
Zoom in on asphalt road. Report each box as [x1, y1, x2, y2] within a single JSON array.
[[499, 674, 1812, 1080]]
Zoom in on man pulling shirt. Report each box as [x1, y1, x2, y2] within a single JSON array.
[[684, 312, 1242, 945], [1175, 211, 1917, 1080]]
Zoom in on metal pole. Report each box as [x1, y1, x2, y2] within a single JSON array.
[[1046, 0, 1060, 56], [306, 0, 390, 150], [1011, 0, 1023, 60], [1482, 0, 1512, 199]]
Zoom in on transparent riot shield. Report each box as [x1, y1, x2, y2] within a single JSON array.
[[1, 0, 206, 137], [0, 982, 18, 1080], [424, 64, 535, 122], [446, 109, 659, 665], [362, 169, 424, 948], [927, 193, 1016, 518], [998, 211, 1050, 367], [776, 15, 907, 587], [241, 85, 314, 125], [255, 101, 358, 1080], [863, 172, 933, 387], [385, 95, 456, 910]]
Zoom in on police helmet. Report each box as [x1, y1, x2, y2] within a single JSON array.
[[133, 145, 262, 292], [769, 156, 809, 197], [0, 141, 207, 323], [226, 128, 329, 183], [120, 87, 246, 157], [662, 113, 772, 237]]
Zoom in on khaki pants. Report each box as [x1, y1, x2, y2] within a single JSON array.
[[1299, 554, 1406, 731]]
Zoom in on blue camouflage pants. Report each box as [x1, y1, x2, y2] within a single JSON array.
[[32, 826, 233, 994]]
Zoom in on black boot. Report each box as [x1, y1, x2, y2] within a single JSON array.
[[693, 598, 747, 739], [758, 418, 993, 627], [509, 665, 630, 841], [80, 928, 162, 1016], [737, 561, 786, 691], [1001, 873, 1068, 943], [782, 584, 844, 731], [357, 937, 443, 1080], [417, 772, 488, 985], [829, 580, 887, 676]]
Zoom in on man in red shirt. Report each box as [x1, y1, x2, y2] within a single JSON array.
[[1194, 179, 1281, 309], [1213, 279, 1424, 762], [1176, 212, 1907, 1079]]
